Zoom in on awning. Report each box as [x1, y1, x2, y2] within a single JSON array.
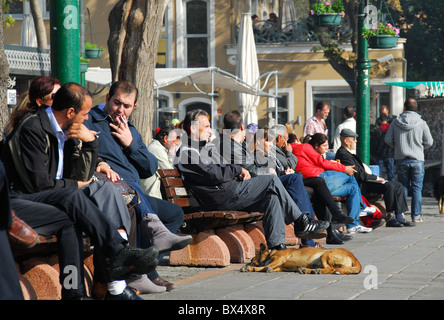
[[85, 67, 275, 97], [385, 81, 444, 97], [384, 81, 444, 90]]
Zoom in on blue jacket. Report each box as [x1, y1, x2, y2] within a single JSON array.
[[84, 105, 158, 182]]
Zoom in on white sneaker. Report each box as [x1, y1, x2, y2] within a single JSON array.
[[412, 215, 424, 223], [347, 225, 373, 234], [359, 206, 376, 216]]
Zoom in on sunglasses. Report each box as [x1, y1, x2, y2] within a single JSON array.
[[41, 93, 56, 100]]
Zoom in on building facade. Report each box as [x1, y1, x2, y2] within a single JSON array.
[[4, 0, 407, 140]]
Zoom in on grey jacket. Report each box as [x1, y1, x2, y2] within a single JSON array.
[[385, 111, 433, 161]]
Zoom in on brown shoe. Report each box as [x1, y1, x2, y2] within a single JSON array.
[[152, 276, 175, 291], [7, 210, 39, 248]]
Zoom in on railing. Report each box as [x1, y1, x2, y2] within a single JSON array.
[[235, 18, 353, 44], [253, 20, 316, 43], [5, 44, 51, 76]]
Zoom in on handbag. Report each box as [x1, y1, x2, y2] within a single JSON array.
[[92, 172, 140, 209]]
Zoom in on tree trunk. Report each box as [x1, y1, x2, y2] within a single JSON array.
[[29, 0, 48, 49], [310, 0, 359, 97], [108, 0, 168, 145], [0, 1, 10, 133]]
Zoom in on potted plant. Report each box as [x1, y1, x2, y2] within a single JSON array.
[[84, 42, 103, 59], [362, 22, 400, 48], [80, 57, 90, 73], [310, 0, 344, 27]]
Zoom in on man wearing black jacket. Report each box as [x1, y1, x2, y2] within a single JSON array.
[[2, 82, 159, 299], [175, 109, 329, 250], [335, 129, 413, 227]]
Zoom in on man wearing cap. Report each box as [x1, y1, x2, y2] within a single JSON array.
[[335, 128, 414, 227]]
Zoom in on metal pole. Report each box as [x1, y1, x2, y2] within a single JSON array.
[[355, 0, 372, 164], [79, 0, 86, 85], [275, 72, 278, 124], [50, 0, 80, 84]]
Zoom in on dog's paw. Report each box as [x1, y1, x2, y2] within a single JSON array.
[[297, 267, 307, 274], [265, 266, 273, 273], [312, 269, 322, 274], [240, 265, 250, 272]]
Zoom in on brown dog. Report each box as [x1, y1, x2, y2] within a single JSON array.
[[241, 243, 361, 275]]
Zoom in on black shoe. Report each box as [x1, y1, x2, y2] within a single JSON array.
[[326, 229, 344, 245], [386, 218, 403, 228], [104, 286, 143, 300], [331, 213, 354, 225], [294, 214, 329, 239], [333, 228, 353, 241], [109, 245, 159, 280], [399, 219, 416, 227], [270, 243, 287, 250]]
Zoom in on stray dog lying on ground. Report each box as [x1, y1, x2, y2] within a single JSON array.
[[241, 243, 361, 275], [433, 176, 444, 214]]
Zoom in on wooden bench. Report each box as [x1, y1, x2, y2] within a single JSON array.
[[158, 169, 264, 234], [158, 169, 293, 266]]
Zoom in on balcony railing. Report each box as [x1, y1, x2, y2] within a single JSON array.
[[5, 44, 51, 76], [235, 18, 353, 44]]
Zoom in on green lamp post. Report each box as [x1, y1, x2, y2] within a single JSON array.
[[50, 1, 80, 85], [355, 0, 372, 164]]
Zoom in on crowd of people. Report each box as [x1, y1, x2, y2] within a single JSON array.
[[0, 77, 433, 300]]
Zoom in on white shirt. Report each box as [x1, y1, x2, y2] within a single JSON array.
[[45, 106, 67, 179], [333, 118, 356, 153]]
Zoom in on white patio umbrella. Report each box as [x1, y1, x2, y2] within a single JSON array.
[[236, 12, 260, 126], [20, 1, 37, 47], [279, 0, 297, 31]]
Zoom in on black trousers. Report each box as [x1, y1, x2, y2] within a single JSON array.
[[0, 228, 24, 300], [303, 176, 343, 222], [10, 188, 127, 299], [365, 180, 408, 214]]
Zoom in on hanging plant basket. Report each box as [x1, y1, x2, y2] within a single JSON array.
[[312, 13, 342, 27], [85, 48, 102, 59], [367, 35, 398, 49], [80, 62, 89, 73]]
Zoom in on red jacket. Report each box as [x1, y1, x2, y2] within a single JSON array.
[[293, 143, 346, 178]]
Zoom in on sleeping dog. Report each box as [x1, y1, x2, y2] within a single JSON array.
[[241, 243, 361, 275]]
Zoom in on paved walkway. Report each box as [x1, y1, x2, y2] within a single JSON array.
[[142, 197, 444, 301]]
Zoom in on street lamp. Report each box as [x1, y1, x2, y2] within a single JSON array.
[[50, 1, 81, 84], [355, 0, 372, 164]]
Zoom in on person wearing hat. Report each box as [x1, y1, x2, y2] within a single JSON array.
[[335, 128, 414, 227], [333, 106, 356, 154]]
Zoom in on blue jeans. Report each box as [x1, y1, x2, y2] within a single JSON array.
[[395, 159, 424, 218], [318, 171, 362, 228], [374, 157, 395, 182]]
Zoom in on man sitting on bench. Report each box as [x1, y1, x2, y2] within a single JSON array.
[[174, 109, 329, 251]]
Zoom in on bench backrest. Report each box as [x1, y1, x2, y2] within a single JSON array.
[[158, 169, 193, 208]]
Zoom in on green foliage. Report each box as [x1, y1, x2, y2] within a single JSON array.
[[310, 0, 344, 15], [3, 0, 17, 28], [393, 0, 444, 81], [80, 57, 90, 63], [84, 41, 103, 50], [362, 22, 400, 38]]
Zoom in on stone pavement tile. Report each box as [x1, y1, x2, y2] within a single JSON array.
[[225, 274, 343, 300], [353, 286, 418, 300]]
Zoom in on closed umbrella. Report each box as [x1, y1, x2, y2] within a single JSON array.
[[20, 1, 37, 47], [279, 0, 297, 31], [236, 12, 260, 125]]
